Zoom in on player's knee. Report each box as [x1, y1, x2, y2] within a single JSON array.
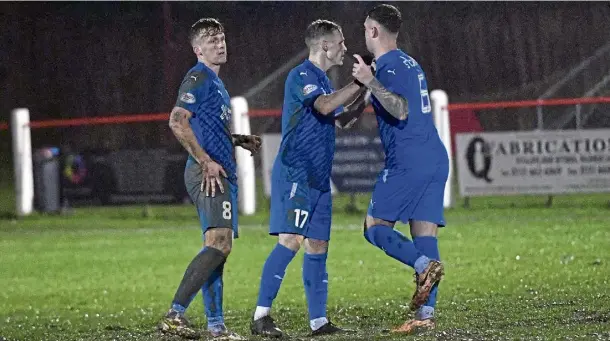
[[363, 216, 394, 245], [204, 227, 233, 256], [303, 238, 328, 254], [205, 242, 232, 257], [363, 219, 372, 242], [217, 242, 232, 256], [278, 233, 303, 252], [410, 220, 438, 237]]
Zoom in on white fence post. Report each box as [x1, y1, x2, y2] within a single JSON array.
[[11, 108, 34, 216], [230, 97, 256, 215], [430, 90, 454, 208]]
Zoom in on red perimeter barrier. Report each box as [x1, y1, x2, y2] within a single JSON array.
[[1, 96, 609, 130]]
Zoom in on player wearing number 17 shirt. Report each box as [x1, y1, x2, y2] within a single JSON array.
[[351, 4, 449, 335], [250, 20, 368, 338]]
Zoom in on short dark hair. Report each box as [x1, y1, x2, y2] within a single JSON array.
[[305, 19, 342, 47], [189, 18, 224, 45], [367, 4, 402, 34]]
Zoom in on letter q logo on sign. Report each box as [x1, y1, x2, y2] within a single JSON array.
[[466, 137, 493, 183], [302, 84, 318, 96]]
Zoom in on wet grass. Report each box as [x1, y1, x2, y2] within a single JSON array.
[[1, 194, 609, 340]]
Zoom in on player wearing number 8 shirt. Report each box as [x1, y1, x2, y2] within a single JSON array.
[[351, 4, 448, 335], [250, 20, 368, 338], [158, 18, 260, 340]]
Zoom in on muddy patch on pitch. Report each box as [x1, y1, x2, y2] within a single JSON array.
[[570, 309, 610, 325]]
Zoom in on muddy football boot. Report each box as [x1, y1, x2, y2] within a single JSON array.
[[158, 309, 200, 339], [391, 318, 436, 334], [410, 260, 444, 311]]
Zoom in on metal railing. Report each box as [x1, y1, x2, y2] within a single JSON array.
[[536, 41, 610, 130]]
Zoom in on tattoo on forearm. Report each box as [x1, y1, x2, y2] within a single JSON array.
[[170, 110, 184, 123], [169, 109, 208, 164], [367, 78, 408, 120]]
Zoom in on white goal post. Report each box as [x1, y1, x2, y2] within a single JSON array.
[[11, 108, 34, 217], [430, 89, 454, 208]]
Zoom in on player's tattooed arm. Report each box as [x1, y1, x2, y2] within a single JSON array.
[[313, 82, 362, 116], [352, 54, 407, 120], [366, 78, 408, 120], [168, 106, 212, 165]]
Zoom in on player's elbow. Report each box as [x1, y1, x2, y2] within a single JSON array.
[[316, 104, 335, 116], [387, 109, 407, 121], [169, 115, 187, 132], [313, 97, 336, 116], [396, 102, 409, 120], [168, 119, 181, 132], [169, 121, 188, 139], [169, 108, 193, 131]]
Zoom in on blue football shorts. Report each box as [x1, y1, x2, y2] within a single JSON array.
[[367, 162, 449, 227], [269, 161, 332, 241]]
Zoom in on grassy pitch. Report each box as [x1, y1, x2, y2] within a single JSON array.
[[1, 193, 609, 341]]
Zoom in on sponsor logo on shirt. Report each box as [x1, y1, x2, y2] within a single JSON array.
[[180, 92, 196, 104], [220, 104, 232, 121], [303, 84, 318, 96]]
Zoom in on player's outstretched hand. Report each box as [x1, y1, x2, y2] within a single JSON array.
[[232, 134, 262, 156], [200, 159, 227, 197], [352, 54, 375, 86]]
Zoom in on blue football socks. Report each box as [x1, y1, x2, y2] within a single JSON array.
[[171, 246, 226, 314], [365, 225, 430, 274], [255, 243, 297, 309], [303, 252, 329, 328], [202, 261, 225, 329], [414, 236, 440, 319]]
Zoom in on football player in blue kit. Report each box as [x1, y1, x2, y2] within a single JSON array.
[[250, 19, 369, 338], [159, 18, 260, 340], [352, 4, 448, 334]]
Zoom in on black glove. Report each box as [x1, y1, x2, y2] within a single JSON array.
[[232, 134, 248, 145], [360, 54, 375, 68]]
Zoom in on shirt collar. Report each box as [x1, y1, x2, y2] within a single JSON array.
[[303, 59, 326, 77], [198, 62, 217, 78], [375, 49, 402, 68]]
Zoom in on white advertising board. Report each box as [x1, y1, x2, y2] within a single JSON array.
[[260, 133, 338, 197], [261, 133, 282, 197], [455, 129, 610, 196]]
